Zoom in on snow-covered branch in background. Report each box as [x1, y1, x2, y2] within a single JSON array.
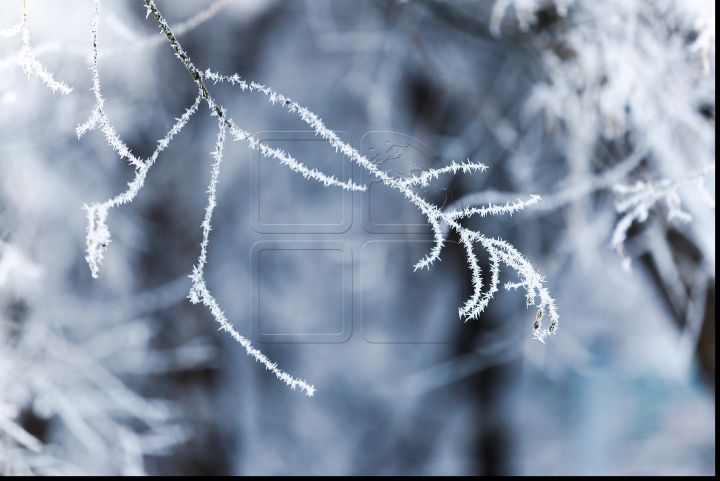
[[101, 0, 232, 60], [689, 0, 715, 76], [445, 140, 651, 217], [490, 0, 715, 277], [0, 241, 187, 475], [611, 164, 716, 270], [490, 0, 571, 37]]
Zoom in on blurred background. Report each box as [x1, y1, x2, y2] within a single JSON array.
[[0, 0, 714, 475]]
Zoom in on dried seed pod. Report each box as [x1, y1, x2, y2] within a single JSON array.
[[526, 295, 535, 307], [549, 320, 558, 333], [536, 308, 544, 321], [533, 320, 541, 331]]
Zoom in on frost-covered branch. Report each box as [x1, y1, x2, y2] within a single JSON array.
[[152, 0, 559, 344], [80, 0, 205, 278], [1, 0, 72, 94], [81, 0, 560, 396], [83, 92, 201, 277], [0, 23, 22, 40], [187, 117, 316, 395], [397, 160, 488, 188], [201, 64, 557, 337], [76, 0, 142, 166], [446, 195, 541, 222], [201, 70, 366, 191], [201, 70, 558, 339]]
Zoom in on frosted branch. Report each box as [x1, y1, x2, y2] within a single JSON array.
[[0, 23, 22, 39], [82, 0, 561, 394], [398, 160, 488, 188], [144, 0, 316, 396], [203, 67, 558, 339], [84, 93, 202, 277], [446, 195, 542, 222], [186, 117, 316, 396], [6, 0, 73, 94], [203, 70, 366, 191]]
